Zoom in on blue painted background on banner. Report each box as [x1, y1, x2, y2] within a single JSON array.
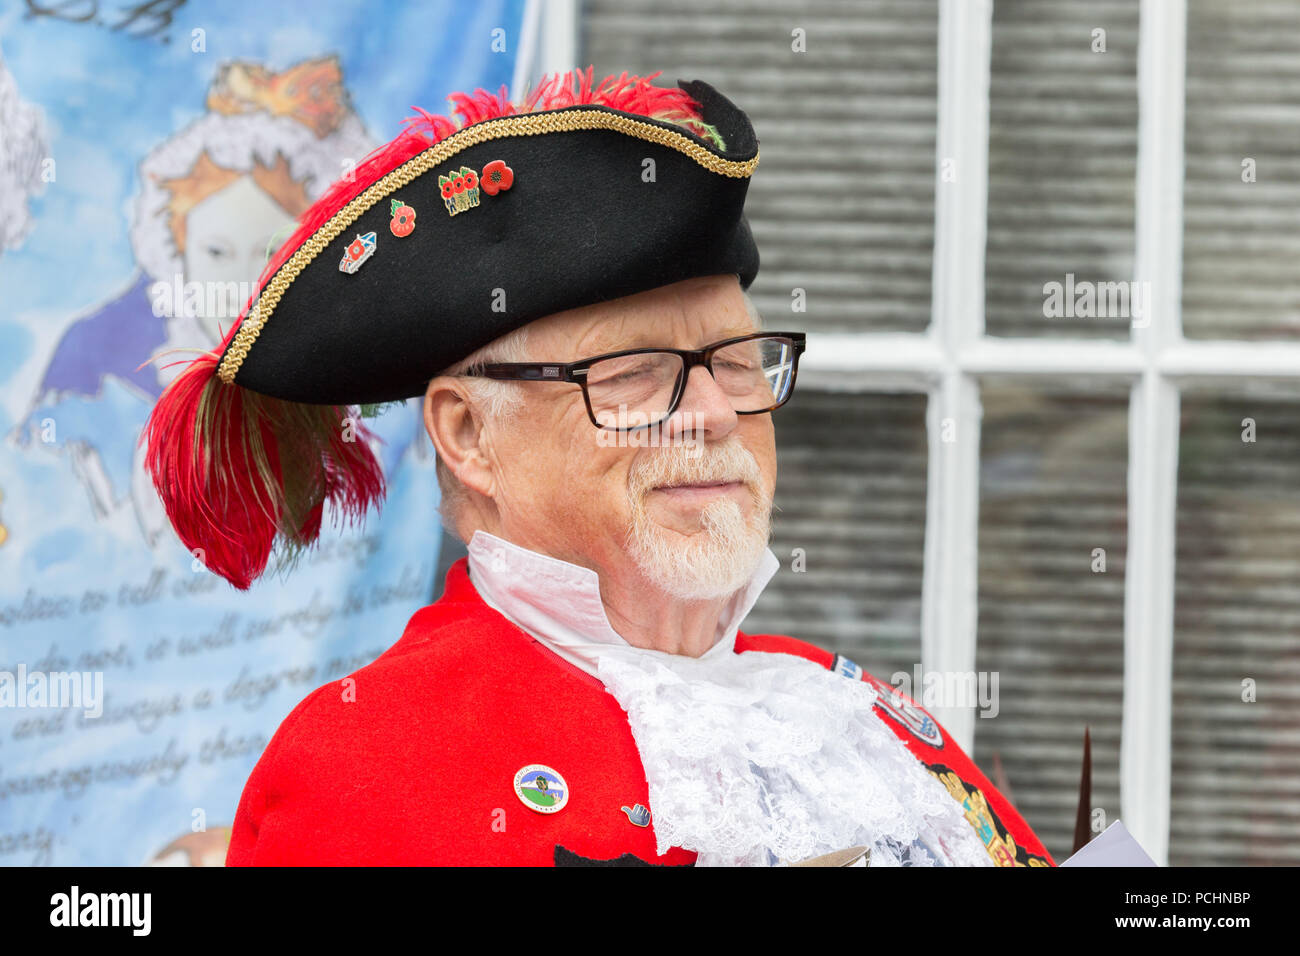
[[0, 0, 525, 865]]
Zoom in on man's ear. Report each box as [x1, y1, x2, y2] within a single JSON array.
[[423, 376, 495, 499]]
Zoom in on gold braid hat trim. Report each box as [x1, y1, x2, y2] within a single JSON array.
[[217, 108, 760, 385]]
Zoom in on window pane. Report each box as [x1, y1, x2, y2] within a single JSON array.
[[974, 381, 1130, 861], [583, 0, 939, 333], [984, 0, 1139, 339], [1171, 392, 1300, 865], [747, 389, 927, 676], [1182, 0, 1300, 340]]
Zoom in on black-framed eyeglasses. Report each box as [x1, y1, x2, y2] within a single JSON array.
[[466, 331, 807, 432]]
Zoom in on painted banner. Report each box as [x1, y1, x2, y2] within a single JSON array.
[[0, 0, 526, 865]]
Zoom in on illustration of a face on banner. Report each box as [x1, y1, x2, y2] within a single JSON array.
[[14, 57, 378, 547], [153, 152, 306, 369]]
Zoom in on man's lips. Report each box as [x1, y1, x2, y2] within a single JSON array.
[[651, 480, 744, 499]]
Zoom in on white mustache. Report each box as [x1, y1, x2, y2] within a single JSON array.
[[628, 438, 762, 497]]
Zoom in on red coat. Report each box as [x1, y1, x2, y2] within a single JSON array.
[[227, 558, 1055, 866]]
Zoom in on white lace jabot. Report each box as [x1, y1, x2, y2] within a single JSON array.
[[465, 530, 993, 868]]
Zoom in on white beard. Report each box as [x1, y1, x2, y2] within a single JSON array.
[[624, 438, 773, 600]]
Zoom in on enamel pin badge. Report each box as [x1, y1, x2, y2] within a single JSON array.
[[514, 764, 569, 814], [480, 159, 513, 195], [442, 160, 514, 216], [440, 166, 480, 216], [389, 198, 416, 237], [339, 231, 377, 273], [621, 804, 651, 828]]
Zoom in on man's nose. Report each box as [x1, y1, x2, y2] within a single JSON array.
[[664, 364, 739, 439]]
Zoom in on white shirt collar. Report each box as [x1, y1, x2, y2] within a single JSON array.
[[465, 529, 781, 680]]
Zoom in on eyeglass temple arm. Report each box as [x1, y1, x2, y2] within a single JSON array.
[[473, 363, 580, 382]]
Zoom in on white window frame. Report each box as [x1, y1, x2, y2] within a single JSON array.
[[544, 0, 1300, 865], [799, 0, 1300, 866]]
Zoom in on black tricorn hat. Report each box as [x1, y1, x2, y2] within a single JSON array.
[[219, 76, 761, 406], [143, 69, 764, 590]]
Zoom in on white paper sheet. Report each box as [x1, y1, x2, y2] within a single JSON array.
[[1060, 820, 1158, 867]]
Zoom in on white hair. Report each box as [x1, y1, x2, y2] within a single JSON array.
[[432, 285, 763, 540]]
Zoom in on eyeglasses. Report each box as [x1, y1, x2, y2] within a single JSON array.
[[467, 331, 806, 431]]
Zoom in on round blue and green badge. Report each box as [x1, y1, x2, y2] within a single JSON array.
[[513, 764, 569, 814]]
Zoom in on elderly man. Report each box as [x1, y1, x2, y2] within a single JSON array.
[[144, 69, 1053, 866]]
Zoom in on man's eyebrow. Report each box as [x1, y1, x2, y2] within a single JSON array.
[[583, 325, 760, 355]]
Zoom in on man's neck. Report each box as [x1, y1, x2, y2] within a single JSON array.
[[596, 573, 730, 658]]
